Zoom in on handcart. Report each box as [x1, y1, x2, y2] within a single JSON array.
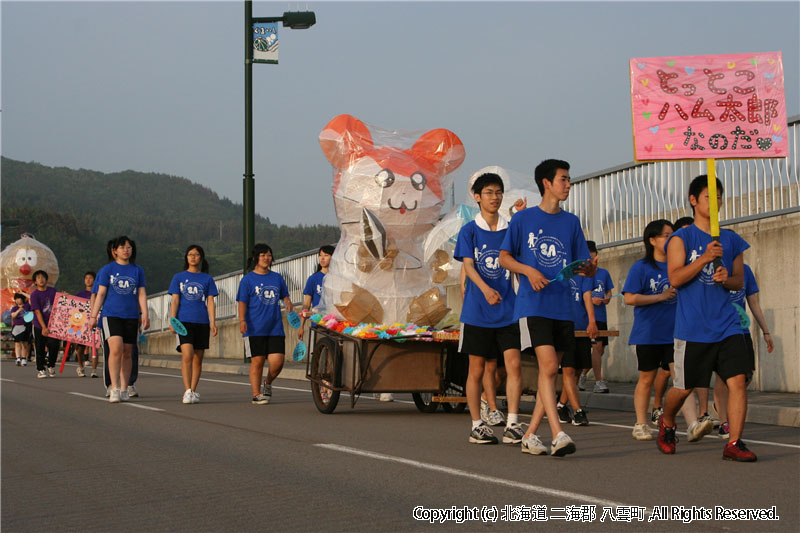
[[305, 323, 466, 414]]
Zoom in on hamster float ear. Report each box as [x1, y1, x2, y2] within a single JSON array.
[[410, 129, 466, 176], [319, 114, 374, 169]]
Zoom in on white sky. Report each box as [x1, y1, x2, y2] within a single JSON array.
[[2, 1, 798, 225]]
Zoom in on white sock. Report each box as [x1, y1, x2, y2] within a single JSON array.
[[472, 419, 483, 429], [507, 413, 518, 425], [557, 401, 564, 408]]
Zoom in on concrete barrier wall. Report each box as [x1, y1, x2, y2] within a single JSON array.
[[144, 211, 799, 392]]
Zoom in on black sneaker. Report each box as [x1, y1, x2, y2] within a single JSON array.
[[572, 409, 589, 426], [469, 423, 498, 444], [557, 403, 572, 424]]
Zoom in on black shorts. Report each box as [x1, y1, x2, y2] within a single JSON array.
[[458, 323, 520, 360], [591, 320, 609, 346], [636, 344, 673, 372], [12, 324, 31, 343], [102, 316, 138, 345], [562, 337, 592, 370], [175, 322, 211, 351], [743, 332, 755, 372], [244, 336, 285, 358], [519, 316, 575, 354], [672, 334, 750, 390]]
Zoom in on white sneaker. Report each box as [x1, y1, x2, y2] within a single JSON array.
[[21, 359, 28, 366], [37, 370, 47, 379], [593, 380, 609, 393], [182, 389, 194, 404], [109, 389, 121, 403], [521, 433, 548, 456], [687, 419, 713, 442], [119, 389, 130, 402], [578, 373, 587, 391], [191, 391, 200, 404], [551, 431, 577, 457], [15, 359, 21, 366], [379, 393, 394, 402], [480, 399, 490, 423], [485, 409, 506, 427], [47, 367, 56, 378], [76, 366, 85, 377], [632, 423, 654, 441], [105, 386, 112, 397], [127, 385, 138, 397]]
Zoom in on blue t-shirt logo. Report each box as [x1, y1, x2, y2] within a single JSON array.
[[180, 281, 205, 301], [254, 284, 279, 305], [110, 273, 137, 295], [569, 278, 582, 302], [474, 245, 506, 280], [688, 246, 718, 285], [650, 274, 676, 305], [532, 235, 566, 268]]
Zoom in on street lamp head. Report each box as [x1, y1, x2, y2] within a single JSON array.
[[282, 11, 315, 29]]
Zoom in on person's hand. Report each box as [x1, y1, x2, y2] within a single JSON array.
[[298, 328, 304, 340], [591, 296, 604, 306], [513, 197, 527, 212], [239, 320, 247, 335], [603, 296, 611, 305], [764, 332, 774, 353], [140, 316, 150, 331], [526, 269, 549, 292], [701, 240, 724, 263], [577, 256, 599, 278], [211, 324, 218, 337], [586, 321, 599, 340], [483, 288, 502, 306], [88, 316, 97, 330], [41, 326, 49, 337], [711, 265, 728, 284], [661, 287, 677, 301]]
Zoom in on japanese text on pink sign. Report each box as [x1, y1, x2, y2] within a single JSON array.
[[46, 292, 100, 348], [630, 52, 786, 160]]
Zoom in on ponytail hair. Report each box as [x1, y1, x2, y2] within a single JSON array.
[[183, 244, 210, 273]]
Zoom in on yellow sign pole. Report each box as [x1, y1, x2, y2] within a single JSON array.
[[706, 158, 720, 238]]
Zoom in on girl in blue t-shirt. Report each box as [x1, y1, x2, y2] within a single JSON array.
[[299, 245, 334, 341], [622, 219, 677, 441], [88, 236, 149, 404], [168, 245, 218, 404], [237, 243, 294, 404]]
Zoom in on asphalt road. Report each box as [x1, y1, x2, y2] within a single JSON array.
[[2, 361, 798, 532]]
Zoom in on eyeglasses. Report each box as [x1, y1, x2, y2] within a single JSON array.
[[187, 253, 202, 257], [481, 190, 504, 197], [655, 233, 673, 239]]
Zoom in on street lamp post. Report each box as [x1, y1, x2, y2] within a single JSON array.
[[243, 1, 315, 270]]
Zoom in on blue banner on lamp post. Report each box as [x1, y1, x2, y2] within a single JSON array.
[[253, 22, 278, 64]]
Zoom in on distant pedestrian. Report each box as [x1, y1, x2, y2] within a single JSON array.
[[10, 293, 31, 366], [168, 245, 218, 404], [73, 271, 96, 377], [298, 245, 334, 341], [30, 270, 60, 378], [88, 236, 149, 403], [237, 243, 294, 405]]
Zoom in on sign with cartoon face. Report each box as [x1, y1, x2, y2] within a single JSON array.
[[46, 292, 100, 348], [0, 234, 59, 312], [630, 52, 787, 160]]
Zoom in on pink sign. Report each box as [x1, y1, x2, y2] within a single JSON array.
[[630, 52, 787, 161], [47, 292, 100, 348]]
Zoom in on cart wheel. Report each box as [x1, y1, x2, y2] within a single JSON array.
[[412, 392, 439, 413], [441, 384, 467, 414], [310, 337, 340, 414]]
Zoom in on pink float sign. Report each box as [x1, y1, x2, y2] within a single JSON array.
[[46, 292, 100, 348], [630, 52, 787, 161]]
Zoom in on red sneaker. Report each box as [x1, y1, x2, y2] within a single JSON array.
[[723, 440, 757, 462], [656, 417, 677, 454]]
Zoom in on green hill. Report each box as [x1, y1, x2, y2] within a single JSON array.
[[1, 157, 339, 294]]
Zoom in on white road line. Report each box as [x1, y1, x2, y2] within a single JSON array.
[[1, 378, 16, 382], [68, 392, 165, 411], [316, 443, 642, 511]]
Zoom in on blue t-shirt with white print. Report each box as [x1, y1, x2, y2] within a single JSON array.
[[500, 206, 590, 322], [97, 262, 146, 319], [728, 264, 758, 334], [454, 219, 515, 328], [569, 276, 592, 331], [168, 271, 219, 324], [668, 225, 749, 342], [236, 270, 289, 337], [303, 271, 326, 308], [622, 259, 677, 345], [588, 267, 614, 322]]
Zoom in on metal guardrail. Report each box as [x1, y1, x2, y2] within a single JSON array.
[[145, 117, 798, 330], [568, 115, 799, 246]]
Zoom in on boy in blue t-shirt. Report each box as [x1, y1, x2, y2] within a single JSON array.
[[454, 172, 526, 446], [659, 175, 756, 462], [499, 159, 597, 457], [579, 241, 614, 393]]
